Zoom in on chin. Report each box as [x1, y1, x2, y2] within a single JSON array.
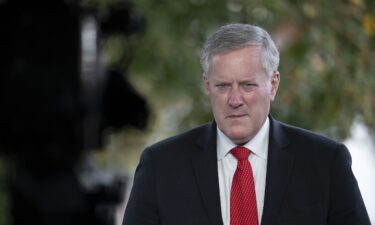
[[227, 131, 251, 144], [231, 137, 251, 145]]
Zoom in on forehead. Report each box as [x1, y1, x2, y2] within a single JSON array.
[[208, 46, 263, 76]]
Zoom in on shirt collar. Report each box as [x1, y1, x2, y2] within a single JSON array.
[[217, 117, 270, 161]]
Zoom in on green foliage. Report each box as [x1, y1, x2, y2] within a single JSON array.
[[269, 0, 375, 139], [104, 0, 375, 141], [127, 0, 231, 129]]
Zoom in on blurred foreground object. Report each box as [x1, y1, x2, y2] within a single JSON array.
[[0, 0, 148, 224]]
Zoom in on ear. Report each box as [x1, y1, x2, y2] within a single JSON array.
[[270, 71, 280, 101], [203, 74, 210, 93]]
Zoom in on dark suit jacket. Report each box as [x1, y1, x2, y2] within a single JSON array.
[[123, 117, 371, 225]]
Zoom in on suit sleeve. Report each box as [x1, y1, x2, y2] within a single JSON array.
[[122, 148, 160, 225], [327, 144, 371, 225]]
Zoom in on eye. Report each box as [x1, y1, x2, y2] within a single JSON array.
[[241, 83, 257, 91], [215, 83, 230, 91]]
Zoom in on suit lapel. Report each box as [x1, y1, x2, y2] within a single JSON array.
[[191, 122, 224, 225], [261, 117, 294, 225]]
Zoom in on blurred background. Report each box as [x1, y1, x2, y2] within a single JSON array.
[[0, 0, 374, 224]]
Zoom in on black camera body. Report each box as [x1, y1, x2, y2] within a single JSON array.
[[0, 1, 148, 224]]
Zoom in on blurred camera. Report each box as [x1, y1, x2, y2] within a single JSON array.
[[0, 1, 148, 225]]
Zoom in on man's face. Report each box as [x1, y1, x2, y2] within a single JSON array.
[[204, 46, 280, 145]]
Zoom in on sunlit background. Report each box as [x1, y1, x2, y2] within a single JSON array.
[[345, 119, 375, 224]]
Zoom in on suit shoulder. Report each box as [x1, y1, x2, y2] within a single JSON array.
[[277, 121, 343, 147], [144, 123, 213, 154], [273, 120, 350, 165]]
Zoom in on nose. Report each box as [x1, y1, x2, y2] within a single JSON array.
[[228, 87, 243, 108]]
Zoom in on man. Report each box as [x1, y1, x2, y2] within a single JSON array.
[[123, 23, 371, 225]]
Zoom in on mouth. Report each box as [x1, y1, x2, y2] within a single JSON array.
[[227, 114, 246, 118]]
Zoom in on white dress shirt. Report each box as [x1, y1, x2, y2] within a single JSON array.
[[217, 117, 270, 225]]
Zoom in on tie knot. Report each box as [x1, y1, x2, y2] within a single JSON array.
[[231, 146, 250, 161]]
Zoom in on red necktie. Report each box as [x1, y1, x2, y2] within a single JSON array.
[[230, 146, 259, 225]]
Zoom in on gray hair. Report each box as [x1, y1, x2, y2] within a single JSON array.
[[200, 23, 279, 77]]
